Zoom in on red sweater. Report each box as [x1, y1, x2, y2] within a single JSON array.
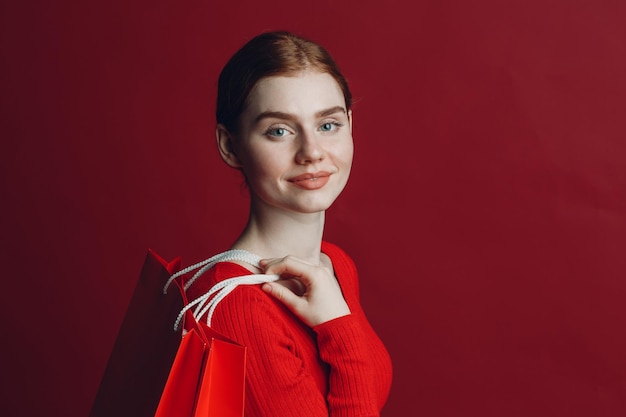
[[186, 241, 392, 417]]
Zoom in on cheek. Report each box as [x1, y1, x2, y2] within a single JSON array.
[[241, 161, 269, 184], [240, 149, 287, 183], [347, 141, 355, 164], [335, 138, 354, 167]]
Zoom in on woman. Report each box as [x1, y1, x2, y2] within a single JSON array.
[[186, 31, 392, 416]]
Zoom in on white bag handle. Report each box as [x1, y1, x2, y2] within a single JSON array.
[[163, 250, 279, 329]]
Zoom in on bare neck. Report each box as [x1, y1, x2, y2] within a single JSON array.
[[230, 201, 326, 266]]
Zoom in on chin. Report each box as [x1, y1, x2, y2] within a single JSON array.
[[287, 196, 338, 214], [255, 187, 345, 214]]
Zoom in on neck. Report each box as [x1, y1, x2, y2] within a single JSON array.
[[230, 200, 326, 265]]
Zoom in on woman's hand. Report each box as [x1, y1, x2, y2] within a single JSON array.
[[259, 255, 351, 327]]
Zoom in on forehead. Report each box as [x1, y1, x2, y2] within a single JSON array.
[[244, 71, 346, 117]]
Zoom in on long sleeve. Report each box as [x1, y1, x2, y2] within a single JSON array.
[[315, 315, 383, 416], [318, 242, 393, 416], [185, 242, 392, 416], [211, 284, 330, 416]]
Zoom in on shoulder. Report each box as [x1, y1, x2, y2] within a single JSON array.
[[322, 241, 357, 277], [186, 261, 251, 294], [322, 241, 361, 301], [209, 281, 302, 348], [212, 261, 256, 281], [202, 263, 292, 324]]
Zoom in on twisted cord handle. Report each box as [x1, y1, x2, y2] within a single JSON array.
[[173, 273, 279, 330], [164, 249, 279, 330]]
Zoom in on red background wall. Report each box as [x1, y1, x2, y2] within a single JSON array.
[[2, 1, 625, 416]]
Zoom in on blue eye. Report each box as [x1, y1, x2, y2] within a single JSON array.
[[320, 122, 341, 132], [266, 127, 288, 137]]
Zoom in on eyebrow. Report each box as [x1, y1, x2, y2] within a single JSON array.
[[254, 106, 346, 123]]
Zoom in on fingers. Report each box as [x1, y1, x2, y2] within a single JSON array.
[[259, 256, 318, 285], [260, 257, 309, 312], [259, 255, 351, 327], [261, 282, 304, 310], [275, 277, 307, 296]]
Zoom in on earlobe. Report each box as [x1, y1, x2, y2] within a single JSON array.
[[216, 125, 242, 168]]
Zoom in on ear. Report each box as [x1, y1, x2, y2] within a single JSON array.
[[348, 110, 353, 132], [216, 124, 242, 168]]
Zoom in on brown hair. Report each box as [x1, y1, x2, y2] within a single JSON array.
[[216, 31, 352, 134]]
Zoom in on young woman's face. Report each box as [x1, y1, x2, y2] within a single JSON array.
[[231, 71, 353, 214]]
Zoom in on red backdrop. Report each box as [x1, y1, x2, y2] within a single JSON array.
[[2, 0, 625, 416]]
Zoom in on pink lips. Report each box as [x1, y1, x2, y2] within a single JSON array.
[[288, 171, 331, 190]]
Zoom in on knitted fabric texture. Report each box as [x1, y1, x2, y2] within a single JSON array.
[[186, 241, 392, 417]]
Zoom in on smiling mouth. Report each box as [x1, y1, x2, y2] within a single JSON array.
[[288, 172, 331, 189], [289, 171, 330, 182]]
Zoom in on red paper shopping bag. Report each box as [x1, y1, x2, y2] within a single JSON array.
[[155, 324, 247, 417], [90, 249, 183, 417], [193, 323, 247, 417], [156, 281, 247, 417], [90, 249, 246, 417]]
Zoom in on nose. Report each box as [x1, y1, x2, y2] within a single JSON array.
[[295, 132, 324, 164]]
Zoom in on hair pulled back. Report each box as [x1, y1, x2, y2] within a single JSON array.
[[216, 31, 352, 134]]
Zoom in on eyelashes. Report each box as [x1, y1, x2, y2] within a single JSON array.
[[319, 121, 344, 133], [263, 121, 344, 138], [264, 127, 290, 138]]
